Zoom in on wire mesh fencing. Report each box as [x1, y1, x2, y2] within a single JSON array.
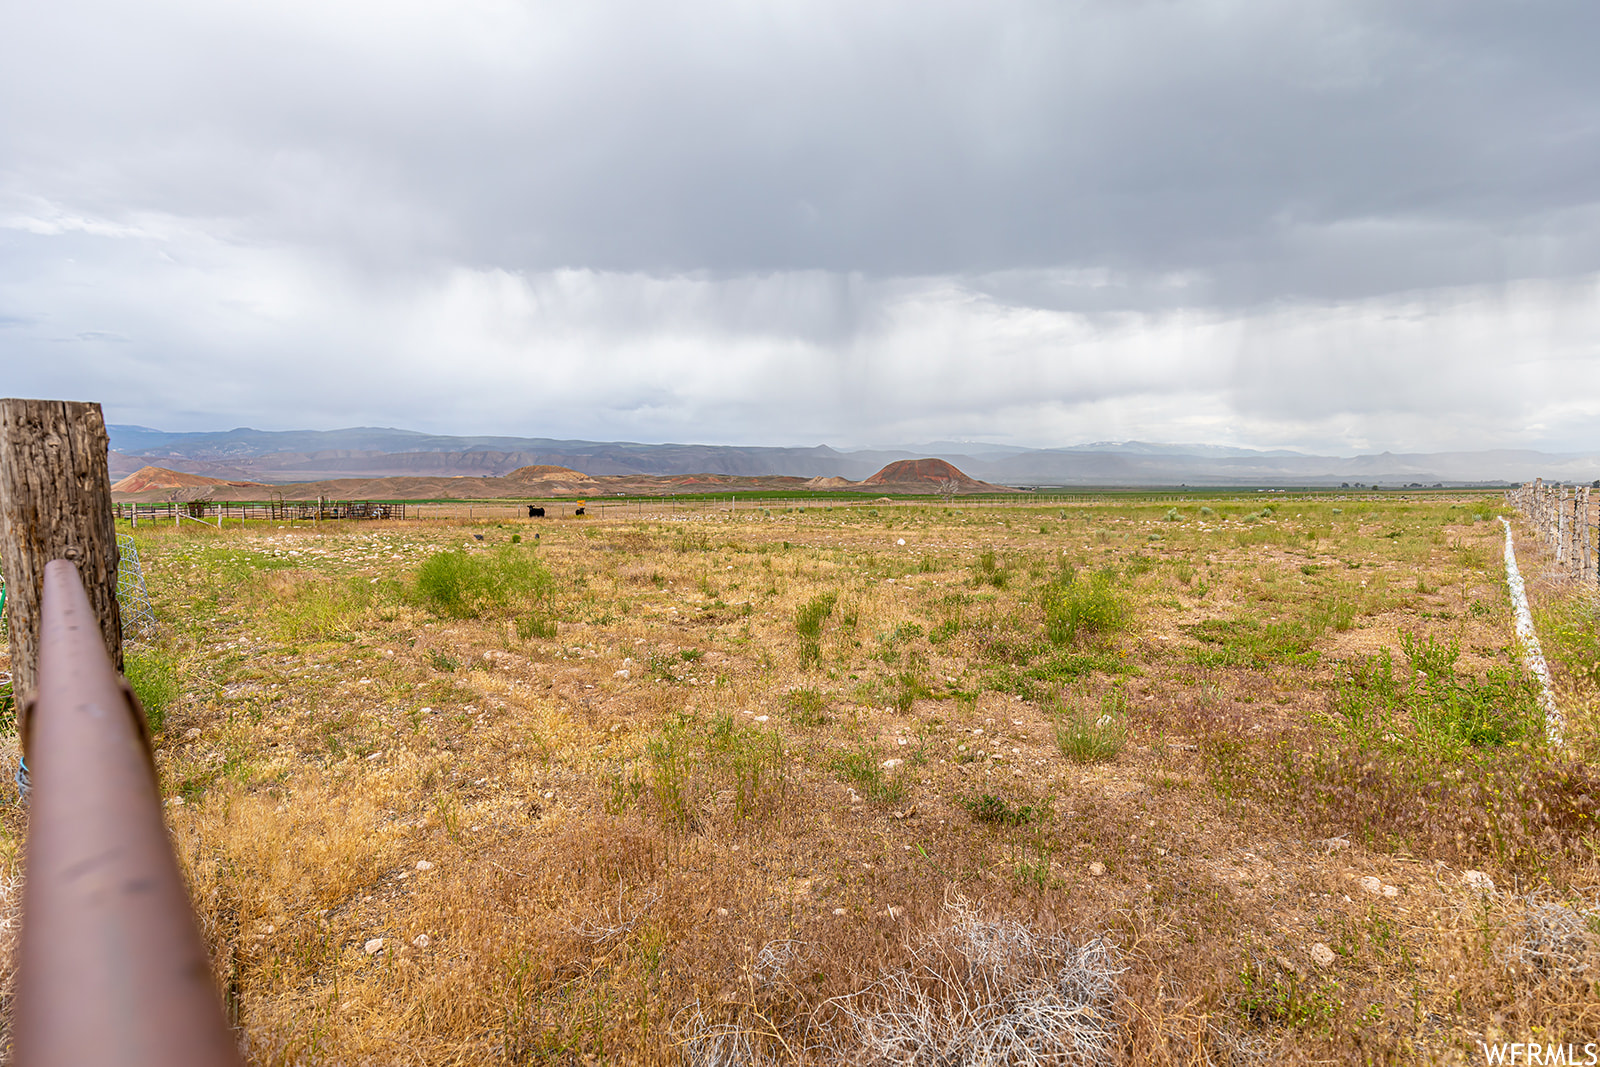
[[117, 535, 158, 642]]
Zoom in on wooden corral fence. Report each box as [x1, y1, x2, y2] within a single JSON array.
[[116, 500, 402, 524], [1507, 478, 1600, 584]]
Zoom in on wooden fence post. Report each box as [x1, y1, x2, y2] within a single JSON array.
[[1586, 485, 1595, 583], [0, 399, 123, 710]]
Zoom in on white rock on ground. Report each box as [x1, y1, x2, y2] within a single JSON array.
[[364, 938, 384, 955], [1462, 870, 1495, 893], [1309, 943, 1336, 967], [412, 934, 430, 948]]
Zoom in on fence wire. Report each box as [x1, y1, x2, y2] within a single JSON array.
[[1507, 480, 1599, 586], [117, 535, 157, 642]]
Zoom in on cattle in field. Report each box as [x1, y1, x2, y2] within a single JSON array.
[[528, 506, 545, 518], [574, 506, 585, 516]]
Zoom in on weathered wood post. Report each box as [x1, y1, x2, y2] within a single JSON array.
[[1583, 486, 1593, 582], [1561, 484, 1576, 575], [0, 399, 123, 711], [1571, 487, 1580, 577], [1534, 478, 1546, 549], [1561, 486, 1569, 564], [1590, 487, 1598, 585]]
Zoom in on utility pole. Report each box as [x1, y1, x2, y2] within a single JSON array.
[[0, 399, 123, 711]]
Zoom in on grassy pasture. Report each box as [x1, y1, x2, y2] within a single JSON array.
[[0, 493, 1597, 1063]]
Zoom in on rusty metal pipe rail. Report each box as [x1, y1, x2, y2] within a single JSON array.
[[14, 560, 241, 1067]]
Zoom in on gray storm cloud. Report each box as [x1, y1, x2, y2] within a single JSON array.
[[1, 0, 1598, 450]]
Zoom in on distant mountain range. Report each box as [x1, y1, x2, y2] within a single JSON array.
[[105, 425, 1600, 487]]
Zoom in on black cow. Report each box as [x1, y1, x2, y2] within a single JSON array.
[[574, 507, 585, 516], [527, 505, 545, 518]]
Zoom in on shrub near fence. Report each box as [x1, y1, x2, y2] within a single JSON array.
[[1507, 479, 1599, 584]]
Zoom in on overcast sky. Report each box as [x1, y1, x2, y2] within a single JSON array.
[[3, 0, 1599, 454]]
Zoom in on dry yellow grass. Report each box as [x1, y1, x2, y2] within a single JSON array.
[[1, 494, 1597, 1064]]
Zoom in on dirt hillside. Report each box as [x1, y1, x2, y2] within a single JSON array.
[[858, 458, 1013, 494], [110, 466, 268, 493], [504, 465, 589, 480]]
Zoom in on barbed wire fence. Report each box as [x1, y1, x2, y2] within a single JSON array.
[[1506, 478, 1599, 586]]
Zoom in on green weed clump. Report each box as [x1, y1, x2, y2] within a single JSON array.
[[125, 647, 180, 733], [644, 724, 697, 829], [1203, 632, 1576, 876], [962, 792, 1045, 826], [985, 649, 1130, 703], [971, 550, 1008, 588], [887, 671, 932, 714], [1054, 690, 1128, 763], [830, 743, 908, 803], [1044, 569, 1131, 646], [784, 688, 829, 726], [795, 591, 837, 668], [672, 528, 711, 553], [414, 547, 552, 619], [875, 622, 925, 667], [260, 572, 377, 642], [643, 714, 787, 830], [707, 714, 786, 820], [1334, 634, 1544, 755], [1239, 956, 1342, 1029], [1183, 616, 1324, 668], [515, 615, 558, 640], [1539, 597, 1600, 691], [795, 593, 837, 637]]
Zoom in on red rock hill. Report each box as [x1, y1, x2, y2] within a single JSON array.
[[110, 466, 267, 493], [862, 458, 978, 486], [856, 458, 1013, 494]]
